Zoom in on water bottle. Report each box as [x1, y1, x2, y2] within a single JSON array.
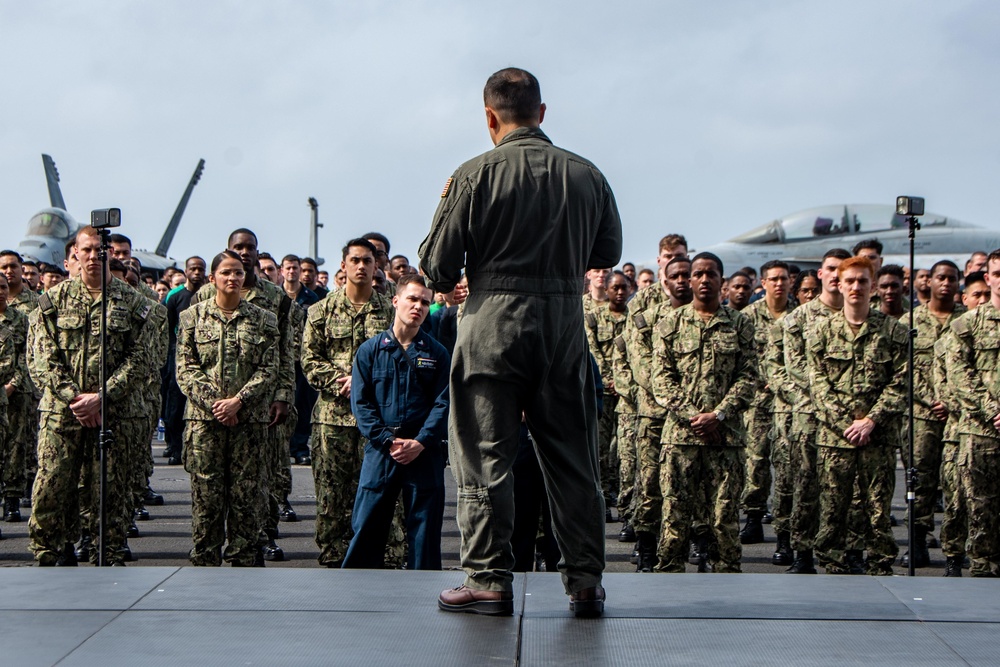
[[157, 419, 166, 442]]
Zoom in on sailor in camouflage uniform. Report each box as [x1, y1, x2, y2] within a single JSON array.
[[0, 251, 40, 512], [738, 260, 794, 548], [904, 260, 964, 568], [781, 249, 850, 574], [302, 238, 394, 567], [177, 251, 279, 566], [192, 230, 295, 562], [584, 270, 630, 516], [650, 253, 757, 573], [0, 273, 30, 525], [806, 257, 908, 575], [936, 271, 989, 576], [27, 228, 154, 565], [945, 251, 1000, 577]]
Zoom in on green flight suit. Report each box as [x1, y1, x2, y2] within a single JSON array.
[[419, 126, 622, 594]]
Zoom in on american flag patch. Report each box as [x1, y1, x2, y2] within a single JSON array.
[[441, 177, 453, 198]]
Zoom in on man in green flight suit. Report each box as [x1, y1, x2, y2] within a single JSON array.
[[421, 67, 622, 617]]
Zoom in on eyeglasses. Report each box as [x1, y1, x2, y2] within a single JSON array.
[[374, 251, 388, 258]]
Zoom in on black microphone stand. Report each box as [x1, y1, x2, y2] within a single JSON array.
[[905, 212, 920, 577], [97, 228, 114, 567]]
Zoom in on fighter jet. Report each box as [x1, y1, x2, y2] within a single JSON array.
[[701, 204, 1000, 273], [15, 154, 205, 273]]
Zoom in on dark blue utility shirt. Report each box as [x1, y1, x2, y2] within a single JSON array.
[[351, 328, 450, 450]]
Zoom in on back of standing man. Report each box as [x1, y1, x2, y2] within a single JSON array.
[[419, 67, 622, 617]]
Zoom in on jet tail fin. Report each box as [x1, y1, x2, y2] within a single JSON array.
[[42, 154, 66, 210], [155, 159, 205, 257]]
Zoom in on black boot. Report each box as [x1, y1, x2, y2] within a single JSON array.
[[629, 545, 639, 565], [786, 549, 817, 574], [846, 549, 866, 575], [262, 538, 285, 562], [135, 504, 150, 521], [943, 556, 963, 577], [771, 531, 793, 566], [75, 534, 93, 562], [128, 519, 140, 538], [4, 497, 22, 522], [278, 499, 298, 522], [901, 527, 930, 569], [739, 511, 764, 545], [143, 487, 164, 506], [635, 532, 657, 573], [618, 520, 635, 543]]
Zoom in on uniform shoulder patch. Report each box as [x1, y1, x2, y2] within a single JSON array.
[[137, 304, 151, 321], [614, 335, 627, 353], [950, 316, 971, 338], [37, 293, 55, 314], [633, 312, 648, 330], [441, 177, 453, 198], [585, 312, 597, 329]]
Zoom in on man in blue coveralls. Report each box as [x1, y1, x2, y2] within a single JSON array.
[[343, 274, 451, 570]]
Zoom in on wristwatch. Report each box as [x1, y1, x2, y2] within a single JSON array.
[[714, 409, 727, 423]]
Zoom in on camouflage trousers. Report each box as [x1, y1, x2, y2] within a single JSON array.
[[263, 407, 297, 541], [788, 421, 820, 552], [29, 414, 135, 565], [615, 410, 638, 525], [312, 424, 365, 567], [938, 441, 966, 558], [741, 404, 772, 514], [23, 396, 40, 501], [959, 436, 1000, 576], [769, 411, 794, 535], [184, 419, 266, 566], [631, 416, 664, 535], [598, 393, 619, 506], [115, 417, 153, 534], [815, 445, 898, 573], [0, 394, 28, 500], [910, 418, 945, 531], [655, 445, 744, 573]]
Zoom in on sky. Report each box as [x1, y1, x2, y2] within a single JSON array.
[[1, 1, 998, 270]]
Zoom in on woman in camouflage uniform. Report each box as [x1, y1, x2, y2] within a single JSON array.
[[176, 251, 279, 566]]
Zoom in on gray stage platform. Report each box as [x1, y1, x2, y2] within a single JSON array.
[[2, 569, 997, 666]]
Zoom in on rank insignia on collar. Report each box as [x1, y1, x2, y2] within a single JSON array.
[[441, 177, 453, 199]]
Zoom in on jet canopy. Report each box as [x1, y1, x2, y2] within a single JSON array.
[[26, 208, 77, 240], [727, 204, 965, 245]]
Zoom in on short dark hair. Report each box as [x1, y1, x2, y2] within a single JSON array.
[[823, 247, 852, 261], [228, 228, 258, 247], [361, 232, 390, 255], [22, 260, 38, 269], [692, 252, 724, 276], [877, 264, 905, 280], [964, 270, 987, 286], [300, 257, 319, 270], [988, 248, 1000, 267], [281, 254, 301, 267], [108, 233, 132, 248], [40, 264, 65, 276], [396, 273, 428, 291], [64, 237, 77, 259], [257, 252, 275, 265], [853, 238, 883, 256], [211, 250, 243, 273], [185, 256, 205, 268], [729, 271, 752, 283], [738, 266, 756, 277], [622, 262, 636, 271], [109, 258, 127, 274], [759, 260, 789, 275], [342, 238, 378, 260], [930, 260, 960, 276], [607, 269, 629, 283], [0, 250, 23, 264], [665, 256, 691, 271], [484, 67, 542, 124], [390, 254, 409, 264]]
